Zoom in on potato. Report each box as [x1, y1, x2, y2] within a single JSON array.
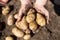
[[29, 21, 37, 32], [12, 27, 24, 38], [14, 14, 18, 19], [15, 21, 20, 28], [23, 34, 31, 40], [26, 9, 35, 23], [36, 13, 46, 26], [7, 15, 14, 25], [27, 9, 35, 15], [26, 13, 35, 23], [15, 16, 28, 30], [5, 36, 13, 40], [2, 6, 10, 15]]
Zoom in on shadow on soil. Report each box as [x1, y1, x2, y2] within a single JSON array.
[[50, 0, 60, 16]]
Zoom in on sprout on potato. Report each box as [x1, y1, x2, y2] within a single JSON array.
[[12, 27, 24, 38], [36, 13, 46, 26], [2, 6, 10, 15], [7, 15, 14, 26]]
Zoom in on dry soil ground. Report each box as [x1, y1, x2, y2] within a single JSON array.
[[0, 0, 60, 40]]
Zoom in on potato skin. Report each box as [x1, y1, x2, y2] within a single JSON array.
[[26, 13, 35, 23], [5, 36, 13, 40], [29, 21, 37, 32], [12, 27, 24, 38], [15, 16, 28, 30], [7, 15, 14, 25], [14, 14, 18, 19], [23, 34, 31, 40], [2, 6, 10, 15], [36, 13, 46, 26], [27, 9, 35, 15], [15, 21, 20, 28], [26, 9, 35, 23]]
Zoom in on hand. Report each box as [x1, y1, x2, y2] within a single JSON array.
[[33, 0, 50, 24], [0, 0, 8, 5], [17, 0, 32, 21]]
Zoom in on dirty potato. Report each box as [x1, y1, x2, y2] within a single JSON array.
[[15, 21, 20, 28], [26, 9, 35, 23], [14, 14, 18, 19], [23, 34, 31, 40], [7, 15, 14, 25], [26, 13, 35, 23], [12, 27, 24, 38], [27, 9, 35, 15], [15, 16, 28, 30], [2, 6, 10, 15], [36, 13, 46, 26], [5, 36, 14, 40], [29, 21, 37, 32]]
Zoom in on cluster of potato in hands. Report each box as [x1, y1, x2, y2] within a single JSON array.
[[2, 6, 46, 40]]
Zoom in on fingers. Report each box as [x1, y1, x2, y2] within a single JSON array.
[[47, 18, 51, 24], [17, 7, 23, 21], [17, 12, 23, 21], [17, 16, 22, 21], [45, 12, 49, 24], [2, 0, 8, 3], [0, 0, 8, 5], [40, 7, 50, 24], [0, 1, 6, 5], [34, 4, 50, 24], [46, 18, 49, 24], [17, 0, 32, 22], [0, 0, 6, 5]]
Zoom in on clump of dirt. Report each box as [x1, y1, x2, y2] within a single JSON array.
[[0, 0, 60, 40]]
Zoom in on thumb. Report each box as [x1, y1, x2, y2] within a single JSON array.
[[17, 13, 23, 21]]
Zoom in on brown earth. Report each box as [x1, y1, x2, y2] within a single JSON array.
[[0, 0, 60, 40]]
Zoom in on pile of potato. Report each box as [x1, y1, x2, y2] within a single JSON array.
[[2, 6, 46, 40], [2, 6, 10, 15]]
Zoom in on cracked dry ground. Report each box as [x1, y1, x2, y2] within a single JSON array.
[[0, 0, 60, 40]]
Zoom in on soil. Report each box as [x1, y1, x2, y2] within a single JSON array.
[[0, 0, 60, 40]]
